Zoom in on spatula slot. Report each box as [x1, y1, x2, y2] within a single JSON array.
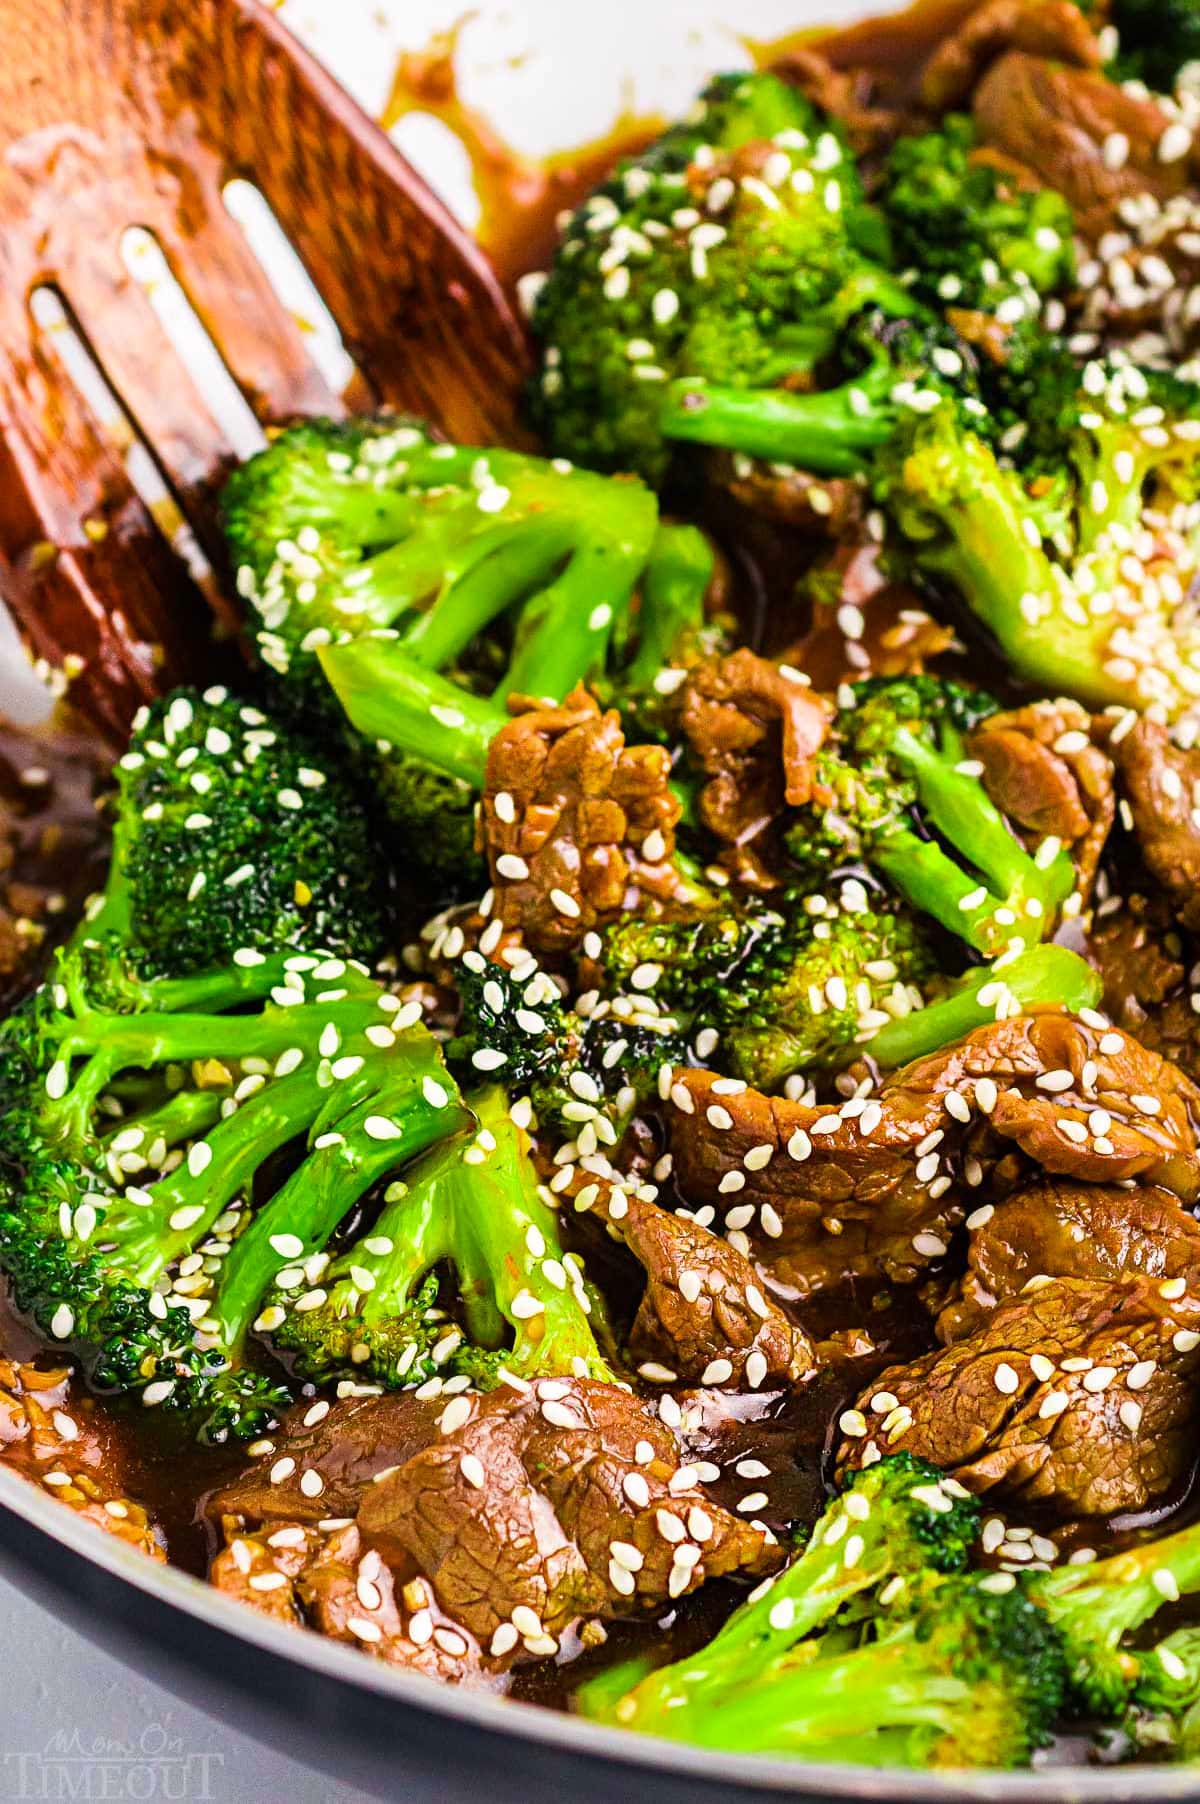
[[29, 287, 230, 627], [222, 180, 359, 404], [119, 228, 268, 464]]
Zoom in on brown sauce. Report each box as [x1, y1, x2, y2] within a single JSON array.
[[381, 24, 661, 296]]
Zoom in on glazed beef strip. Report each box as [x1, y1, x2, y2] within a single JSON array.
[[210, 1378, 781, 1680], [666, 1014, 1200, 1296], [937, 1179, 1200, 1342], [479, 687, 682, 953], [838, 1274, 1200, 1519]]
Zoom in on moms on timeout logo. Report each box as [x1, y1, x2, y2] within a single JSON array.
[[3, 1724, 224, 1800]]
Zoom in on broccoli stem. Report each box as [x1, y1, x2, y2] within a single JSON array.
[[212, 1049, 467, 1349], [868, 946, 1103, 1068], [872, 833, 1006, 951], [68, 811, 133, 957], [500, 538, 640, 700], [689, 1635, 968, 1756], [443, 1086, 609, 1371], [101, 1089, 225, 1162], [399, 519, 576, 670], [659, 376, 895, 475], [97, 1069, 335, 1286], [144, 951, 379, 1015], [318, 638, 503, 788], [622, 523, 715, 694], [882, 725, 1074, 952], [51, 996, 386, 1078], [309, 503, 473, 631]]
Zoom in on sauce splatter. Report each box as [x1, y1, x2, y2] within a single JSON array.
[[381, 24, 661, 294]]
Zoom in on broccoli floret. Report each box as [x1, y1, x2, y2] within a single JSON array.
[[879, 357, 1200, 719], [785, 677, 1076, 957], [1123, 1626, 1200, 1757], [1109, 0, 1200, 90], [446, 955, 685, 1137], [529, 72, 919, 484], [649, 1573, 1064, 1767], [1030, 1516, 1200, 1717], [79, 685, 385, 977], [880, 116, 1076, 311], [1134, 1625, 1200, 1709], [223, 420, 716, 895], [583, 1454, 982, 1735], [600, 894, 937, 1090], [224, 417, 658, 702], [0, 940, 463, 1439], [265, 1085, 613, 1389]]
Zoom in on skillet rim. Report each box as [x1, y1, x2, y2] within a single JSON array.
[[0, 1461, 1195, 1801]]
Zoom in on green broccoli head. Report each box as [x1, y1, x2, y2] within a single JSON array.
[[446, 953, 684, 1136], [830, 1573, 1061, 1767], [221, 417, 722, 898], [880, 115, 1076, 311], [878, 357, 1200, 720], [223, 413, 660, 702], [529, 71, 916, 484], [86, 686, 386, 977], [594, 1565, 1064, 1768], [601, 892, 937, 1090]]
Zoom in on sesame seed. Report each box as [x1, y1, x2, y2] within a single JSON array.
[[1160, 123, 1194, 165], [438, 1396, 473, 1436]]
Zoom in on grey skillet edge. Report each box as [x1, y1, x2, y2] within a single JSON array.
[[0, 1463, 1198, 1804]]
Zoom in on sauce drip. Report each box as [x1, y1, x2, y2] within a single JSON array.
[[381, 25, 660, 295]]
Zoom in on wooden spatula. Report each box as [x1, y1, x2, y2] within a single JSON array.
[[0, 0, 531, 740]]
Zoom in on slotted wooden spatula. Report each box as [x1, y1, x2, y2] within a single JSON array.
[[0, 0, 531, 740]]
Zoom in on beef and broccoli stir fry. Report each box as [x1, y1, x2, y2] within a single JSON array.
[[6, 0, 1200, 1773]]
